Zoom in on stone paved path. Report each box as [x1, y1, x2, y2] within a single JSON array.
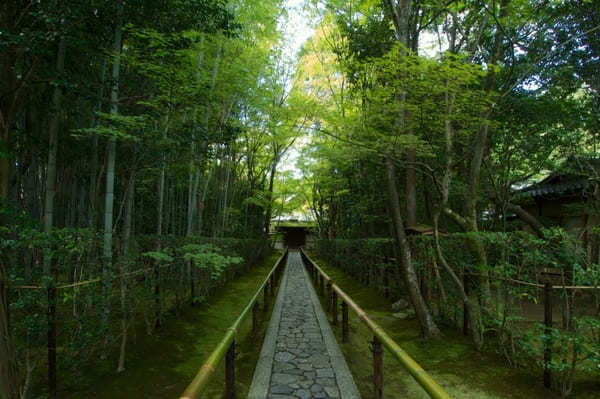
[[249, 251, 359, 399]]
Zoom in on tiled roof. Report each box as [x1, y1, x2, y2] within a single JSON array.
[[517, 176, 589, 199]]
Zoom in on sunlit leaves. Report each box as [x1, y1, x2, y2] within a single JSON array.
[[73, 112, 148, 142]]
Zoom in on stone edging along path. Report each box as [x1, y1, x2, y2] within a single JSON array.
[[249, 251, 360, 399]]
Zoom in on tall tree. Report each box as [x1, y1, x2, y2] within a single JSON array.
[[102, 0, 124, 337]]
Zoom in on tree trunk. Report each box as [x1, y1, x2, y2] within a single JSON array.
[[186, 43, 206, 237], [43, 35, 66, 272], [433, 214, 482, 349], [264, 152, 278, 234], [406, 150, 417, 227], [504, 202, 546, 237], [197, 165, 214, 236], [433, 86, 484, 349], [89, 57, 107, 228], [0, 259, 17, 399], [157, 112, 170, 239], [204, 38, 222, 128], [384, 157, 439, 338], [102, 0, 124, 336], [42, 34, 66, 399], [387, 0, 418, 227], [186, 139, 197, 237], [185, 139, 197, 301], [221, 153, 232, 236], [117, 172, 134, 372], [463, 0, 509, 306], [0, 157, 7, 204], [0, 46, 18, 392], [193, 38, 222, 237]]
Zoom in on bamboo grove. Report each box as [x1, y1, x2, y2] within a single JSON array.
[[0, 0, 308, 397], [2, 0, 600, 398]]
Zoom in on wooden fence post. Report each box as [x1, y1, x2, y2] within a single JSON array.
[[326, 281, 332, 312], [252, 302, 259, 339], [371, 336, 383, 399], [463, 272, 469, 336], [332, 291, 338, 326], [342, 301, 349, 342], [48, 283, 57, 399], [320, 275, 324, 296], [383, 268, 390, 298], [544, 282, 553, 389], [263, 283, 269, 311], [225, 340, 236, 399]]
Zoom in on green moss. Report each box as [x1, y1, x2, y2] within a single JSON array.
[[67, 251, 282, 399], [308, 252, 599, 399]]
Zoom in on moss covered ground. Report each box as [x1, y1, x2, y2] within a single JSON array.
[[308, 253, 599, 399], [67, 251, 282, 399], [64, 249, 598, 398]]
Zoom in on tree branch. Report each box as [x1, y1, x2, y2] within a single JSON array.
[[504, 202, 546, 237], [443, 207, 470, 230]]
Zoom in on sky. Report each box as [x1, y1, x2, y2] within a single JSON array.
[[277, 0, 316, 178], [268, 0, 317, 221], [280, 0, 315, 62]]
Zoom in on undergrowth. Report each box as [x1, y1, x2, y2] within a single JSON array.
[[67, 250, 282, 399], [307, 252, 599, 399]]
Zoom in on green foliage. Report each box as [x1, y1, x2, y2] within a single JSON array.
[[73, 113, 149, 142], [181, 243, 243, 280], [521, 316, 600, 396], [317, 229, 600, 396], [1, 215, 270, 395], [4, 0, 600, 396], [142, 250, 174, 263]]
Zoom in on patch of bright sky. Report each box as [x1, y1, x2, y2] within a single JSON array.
[[277, 0, 316, 179], [279, 0, 316, 64], [420, 31, 445, 58]]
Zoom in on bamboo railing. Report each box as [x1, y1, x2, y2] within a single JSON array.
[[300, 248, 452, 399], [180, 250, 288, 399]]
